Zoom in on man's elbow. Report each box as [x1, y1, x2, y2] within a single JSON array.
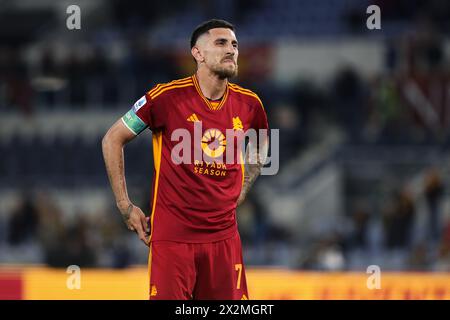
[[102, 131, 110, 149], [102, 120, 134, 152], [102, 128, 116, 152], [102, 127, 128, 152]]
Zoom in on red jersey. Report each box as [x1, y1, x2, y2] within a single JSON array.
[[121, 75, 268, 243]]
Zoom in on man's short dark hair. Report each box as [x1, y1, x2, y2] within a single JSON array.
[[190, 19, 235, 49]]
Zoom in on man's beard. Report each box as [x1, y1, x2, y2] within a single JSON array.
[[212, 63, 238, 79]]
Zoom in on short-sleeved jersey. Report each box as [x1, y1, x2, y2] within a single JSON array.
[[122, 75, 268, 243]]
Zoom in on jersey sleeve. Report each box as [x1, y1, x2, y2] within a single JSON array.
[[121, 88, 166, 135], [251, 96, 269, 131]]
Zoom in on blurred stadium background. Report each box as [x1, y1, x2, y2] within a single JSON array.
[[1, 0, 450, 299]]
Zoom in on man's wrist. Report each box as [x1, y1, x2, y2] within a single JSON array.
[[117, 200, 132, 214]]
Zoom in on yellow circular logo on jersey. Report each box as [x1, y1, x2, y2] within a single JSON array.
[[201, 129, 226, 158]]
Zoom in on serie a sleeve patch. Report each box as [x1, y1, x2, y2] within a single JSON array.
[[133, 95, 147, 112]]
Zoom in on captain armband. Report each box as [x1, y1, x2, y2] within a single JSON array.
[[121, 110, 148, 135]]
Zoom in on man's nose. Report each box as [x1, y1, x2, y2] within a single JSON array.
[[226, 44, 235, 55]]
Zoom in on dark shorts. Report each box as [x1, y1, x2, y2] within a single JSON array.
[[148, 232, 248, 300]]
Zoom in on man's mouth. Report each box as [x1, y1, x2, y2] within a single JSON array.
[[222, 57, 235, 63]]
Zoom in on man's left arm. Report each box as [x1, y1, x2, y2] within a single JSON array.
[[237, 94, 269, 206], [237, 133, 268, 206]]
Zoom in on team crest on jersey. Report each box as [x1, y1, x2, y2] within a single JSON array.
[[133, 96, 147, 112], [232, 116, 243, 131]]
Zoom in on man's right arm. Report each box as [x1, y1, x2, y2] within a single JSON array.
[[101, 119, 149, 246]]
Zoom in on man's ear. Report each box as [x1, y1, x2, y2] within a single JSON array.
[[191, 46, 204, 64]]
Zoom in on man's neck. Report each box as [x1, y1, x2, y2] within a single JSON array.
[[195, 68, 228, 100]]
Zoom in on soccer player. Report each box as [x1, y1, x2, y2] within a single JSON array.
[[102, 19, 268, 300]]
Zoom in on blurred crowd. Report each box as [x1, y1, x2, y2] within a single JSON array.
[[0, 190, 148, 268], [236, 165, 450, 271], [1, 165, 449, 271]]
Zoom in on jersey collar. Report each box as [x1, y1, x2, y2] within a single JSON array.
[[192, 74, 229, 111]]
